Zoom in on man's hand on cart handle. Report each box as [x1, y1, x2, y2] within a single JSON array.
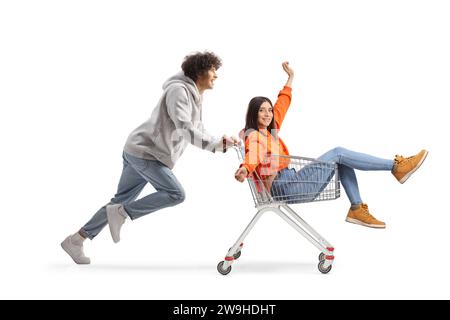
[[222, 135, 240, 152], [235, 166, 248, 182]]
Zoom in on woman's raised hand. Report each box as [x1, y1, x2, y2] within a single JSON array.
[[282, 61, 294, 87], [282, 61, 294, 78]]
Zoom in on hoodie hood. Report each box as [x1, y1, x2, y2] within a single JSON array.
[[162, 72, 201, 105], [124, 71, 219, 169]]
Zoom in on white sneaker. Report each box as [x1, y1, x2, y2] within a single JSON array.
[[106, 204, 127, 243], [61, 234, 90, 265]]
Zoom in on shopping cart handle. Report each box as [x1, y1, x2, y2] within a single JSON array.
[[231, 142, 245, 161]]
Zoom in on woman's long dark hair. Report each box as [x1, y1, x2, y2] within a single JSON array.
[[244, 96, 276, 133]]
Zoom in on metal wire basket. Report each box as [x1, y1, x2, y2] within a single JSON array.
[[237, 147, 340, 207]]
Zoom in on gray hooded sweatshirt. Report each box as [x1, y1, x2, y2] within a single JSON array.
[[123, 72, 221, 169]]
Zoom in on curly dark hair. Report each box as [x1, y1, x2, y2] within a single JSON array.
[[181, 51, 222, 82]]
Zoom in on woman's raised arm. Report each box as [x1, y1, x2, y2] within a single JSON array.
[[282, 61, 294, 87]]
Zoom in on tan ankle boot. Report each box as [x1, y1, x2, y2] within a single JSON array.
[[392, 150, 428, 184], [346, 203, 386, 229]]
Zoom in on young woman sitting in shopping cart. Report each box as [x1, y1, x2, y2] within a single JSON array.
[[234, 62, 428, 229]]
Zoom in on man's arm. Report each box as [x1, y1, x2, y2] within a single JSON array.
[[166, 86, 221, 152]]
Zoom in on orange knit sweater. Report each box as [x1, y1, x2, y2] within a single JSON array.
[[240, 86, 292, 182]]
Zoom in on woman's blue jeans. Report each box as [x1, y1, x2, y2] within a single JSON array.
[[271, 147, 394, 205]]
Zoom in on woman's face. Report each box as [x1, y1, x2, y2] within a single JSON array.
[[258, 101, 273, 129]]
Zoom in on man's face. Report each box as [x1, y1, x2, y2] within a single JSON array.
[[197, 67, 218, 90]]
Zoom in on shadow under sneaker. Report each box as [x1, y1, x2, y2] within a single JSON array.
[[392, 150, 428, 184], [345, 203, 386, 229]]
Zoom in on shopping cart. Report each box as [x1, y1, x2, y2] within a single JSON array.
[[217, 145, 340, 275]]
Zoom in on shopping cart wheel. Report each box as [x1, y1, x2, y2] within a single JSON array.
[[318, 260, 332, 274], [229, 248, 242, 260], [217, 261, 232, 275], [318, 253, 325, 261]]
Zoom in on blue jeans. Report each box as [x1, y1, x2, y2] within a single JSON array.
[[271, 147, 394, 205], [80, 152, 185, 239]]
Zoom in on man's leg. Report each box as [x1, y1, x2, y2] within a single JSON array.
[[61, 153, 147, 264], [122, 154, 185, 220], [104, 153, 186, 242], [80, 153, 148, 239]]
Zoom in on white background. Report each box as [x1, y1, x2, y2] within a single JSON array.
[[1, 0, 449, 299]]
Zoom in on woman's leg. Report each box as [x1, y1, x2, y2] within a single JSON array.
[[317, 147, 392, 228], [272, 163, 336, 204], [317, 146, 394, 171], [337, 164, 362, 205], [317, 147, 394, 204]]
